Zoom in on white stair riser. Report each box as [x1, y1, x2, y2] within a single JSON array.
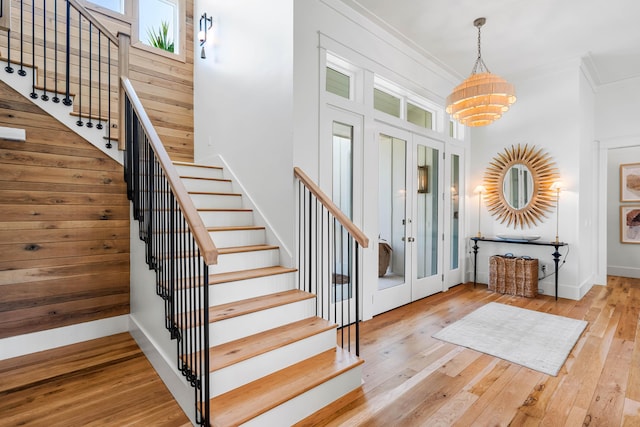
[[182, 178, 232, 193], [175, 272, 295, 306], [199, 210, 254, 227], [209, 249, 280, 275], [208, 298, 316, 346], [208, 272, 296, 305], [210, 329, 337, 397], [242, 363, 363, 427], [190, 193, 243, 210], [175, 165, 224, 180], [209, 228, 266, 248]]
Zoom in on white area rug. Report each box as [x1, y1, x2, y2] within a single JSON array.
[[433, 302, 588, 376]]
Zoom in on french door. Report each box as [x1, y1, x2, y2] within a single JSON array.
[[373, 125, 444, 315]]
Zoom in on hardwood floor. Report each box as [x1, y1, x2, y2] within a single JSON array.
[[298, 276, 640, 426], [1, 277, 638, 426], [0, 333, 190, 426]]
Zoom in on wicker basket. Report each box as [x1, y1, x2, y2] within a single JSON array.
[[489, 255, 538, 298]]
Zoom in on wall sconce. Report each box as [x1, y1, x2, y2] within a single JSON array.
[[474, 185, 486, 238], [550, 181, 563, 243], [198, 13, 213, 59], [418, 165, 429, 193]]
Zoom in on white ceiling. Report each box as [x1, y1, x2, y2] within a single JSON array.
[[339, 0, 640, 85]]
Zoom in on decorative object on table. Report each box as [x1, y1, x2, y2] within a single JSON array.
[[433, 302, 588, 376], [621, 206, 640, 244], [550, 181, 563, 244], [446, 17, 516, 127], [484, 144, 559, 228], [496, 234, 541, 242], [489, 255, 538, 297], [474, 185, 486, 238], [620, 163, 640, 202]]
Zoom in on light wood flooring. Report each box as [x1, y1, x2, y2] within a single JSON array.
[[298, 275, 640, 426], [0, 333, 190, 426], [1, 276, 639, 426]]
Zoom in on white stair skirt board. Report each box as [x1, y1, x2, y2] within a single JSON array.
[[208, 298, 317, 346], [210, 328, 337, 396], [209, 248, 280, 274], [208, 227, 266, 248], [174, 164, 224, 180], [181, 178, 233, 193], [243, 364, 363, 427], [208, 272, 296, 306], [198, 210, 254, 227], [0, 65, 121, 164], [190, 193, 243, 210]]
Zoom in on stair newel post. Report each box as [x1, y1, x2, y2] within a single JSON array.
[[63, 0, 71, 105], [29, 0, 36, 98], [118, 33, 130, 151]]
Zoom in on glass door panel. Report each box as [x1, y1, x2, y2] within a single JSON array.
[[450, 154, 460, 270], [444, 146, 464, 289]]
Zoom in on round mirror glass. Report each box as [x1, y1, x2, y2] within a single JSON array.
[[502, 164, 533, 210]]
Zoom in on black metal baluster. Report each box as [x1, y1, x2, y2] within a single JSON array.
[[41, 0, 49, 101], [52, 0, 59, 102], [355, 242, 360, 356], [29, 0, 36, 98], [86, 22, 93, 127], [76, 12, 83, 126], [96, 32, 103, 130], [63, 0, 71, 105], [106, 41, 111, 147], [18, 0, 25, 76], [5, 30, 13, 73]]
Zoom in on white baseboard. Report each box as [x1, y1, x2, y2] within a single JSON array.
[[0, 315, 129, 361], [128, 315, 195, 426], [608, 266, 640, 279]]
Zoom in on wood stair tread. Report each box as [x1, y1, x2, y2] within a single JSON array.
[[188, 191, 241, 197], [217, 244, 278, 255], [209, 347, 363, 427], [173, 161, 223, 170], [207, 225, 265, 232], [69, 111, 111, 122], [209, 289, 314, 323], [180, 176, 231, 182], [208, 265, 296, 285], [33, 84, 76, 97], [208, 317, 335, 372], [198, 208, 252, 212]]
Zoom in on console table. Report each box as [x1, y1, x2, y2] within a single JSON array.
[[470, 237, 568, 300]]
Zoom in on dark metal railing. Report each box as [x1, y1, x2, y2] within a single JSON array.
[[122, 77, 216, 426], [294, 167, 368, 357], [1, 0, 118, 148]]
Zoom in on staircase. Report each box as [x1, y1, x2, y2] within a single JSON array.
[[173, 162, 364, 426]]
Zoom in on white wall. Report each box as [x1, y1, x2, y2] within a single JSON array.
[[469, 62, 594, 299], [193, 0, 295, 252]]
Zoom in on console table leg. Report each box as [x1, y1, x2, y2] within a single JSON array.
[[473, 240, 479, 287], [552, 245, 561, 300]]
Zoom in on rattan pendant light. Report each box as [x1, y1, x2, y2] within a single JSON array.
[[446, 18, 516, 127]]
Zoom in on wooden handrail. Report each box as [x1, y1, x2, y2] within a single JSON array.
[[121, 77, 218, 265], [67, 0, 119, 45], [294, 167, 369, 248]]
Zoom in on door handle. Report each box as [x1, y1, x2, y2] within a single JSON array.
[[406, 237, 415, 242]]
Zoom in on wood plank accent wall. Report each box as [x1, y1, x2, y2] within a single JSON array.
[[0, 80, 130, 339], [0, 0, 194, 162]]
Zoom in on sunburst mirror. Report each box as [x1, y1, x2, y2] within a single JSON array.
[[484, 144, 559, 228]]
